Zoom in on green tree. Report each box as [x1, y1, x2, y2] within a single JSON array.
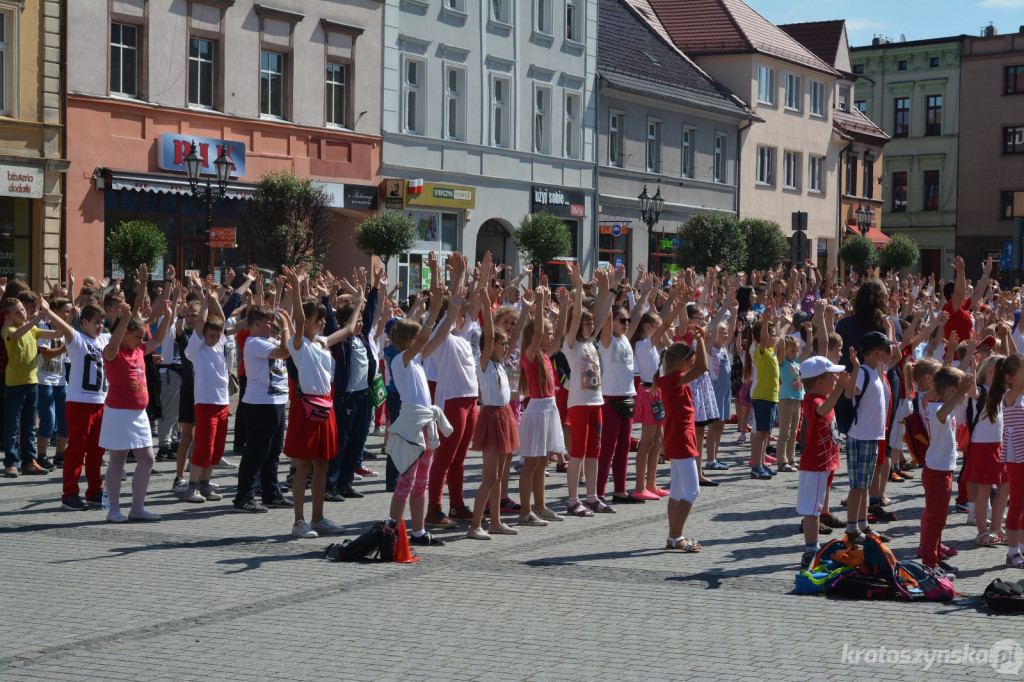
[[741, 218, 788, 272], [355, 209, 417, 268], [239, 170, 333, 271], [880, 233, 920, 271], [839, 235, 879, 273], [513, 211, 572, 282], [676, 212, 746, 273], [106, 218, 168, 274]]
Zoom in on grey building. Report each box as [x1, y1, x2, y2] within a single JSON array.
[[597, 0, 755, 277], [381, 0, 598, 294]]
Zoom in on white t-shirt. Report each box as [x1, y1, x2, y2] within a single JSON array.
[[391, 353, 430, 408], [458, 319, 482, 362], [242, 336, 288, 405], [598, 334, 636, 397], [289, 336, 334, 397], [434, 332, 478, 410], [563, 338, 603, 408], [478, 359, 510, 407], [958, 393, 1002, 444], [65, 330, 109, 404], [346, 337, 369, 393], [37, 323, 66, 387], [185, 331, 229, 406], [635, 338, 660, 384], [847, 366, 888, 441], [925, 401, 958, 471]]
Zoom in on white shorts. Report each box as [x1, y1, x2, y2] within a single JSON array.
[[796, 470, 831, 516], [669, 458, 700, 503]]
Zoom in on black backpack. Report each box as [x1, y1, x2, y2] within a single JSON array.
[[325, 520, 398, 562], [836, 367, 869, 434], [827, 570, 898, 600], [984, 578, 1024, 614]]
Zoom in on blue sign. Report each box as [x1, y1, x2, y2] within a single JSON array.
[[157, 133, 246, 178], [1001, 254, 1013, 269], [614, 258, 623, 268], [1005, 241, 1014, 259]]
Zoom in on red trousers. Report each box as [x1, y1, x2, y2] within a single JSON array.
[[1006, 462, 1024, 532], [428, 396, 478, 508], [63, 402, 105, 501], [598, 398, 631, 495], [919, 465, 953, 568], [568, 404, 602, 459], [192, 403, 230, 468]]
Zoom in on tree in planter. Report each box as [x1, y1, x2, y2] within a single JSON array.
[[513, 210, 572, 284], [741, 218, 788, 272], [676, 212, 746, 273], [106, 218, 168, 277], [880, 233, 920, 272], [239, 170, 333, 271], [839, 235, 879, 274], [354, 209, 416, 268]]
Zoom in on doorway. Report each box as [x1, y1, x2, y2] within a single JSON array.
[[476, 218, 516, 271]]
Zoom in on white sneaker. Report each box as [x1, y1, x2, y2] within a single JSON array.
[[466, 527, 492, 540], [291, 520, 318, 538], [172, 476, 189, 494], [183, 484, 206, 503], [214, 457, 237, 469], [488, 522, 519, 535], [199, 486, 222, 501], [311, 518, 345, 535], [352, 473, 363, 481]]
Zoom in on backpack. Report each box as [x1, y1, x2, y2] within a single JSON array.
[[892, 560, 956, 601], [325, 520, 397, 562], [827, 569, 898, 600], [902, 396, 930, 467], [958, 390, 988, 452], [984, 578, 1024, 614], [836, 367, 870, 434], [862, 533, 899, 579], [811, 537, 867, 573], [794, 564, 857, 595]]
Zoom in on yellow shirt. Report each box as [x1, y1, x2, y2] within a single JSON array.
[[4, 325, 43, 386], [751, 345, 780, 403]]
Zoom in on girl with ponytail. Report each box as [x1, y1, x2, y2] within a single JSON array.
[[994, 354, 1024, 567]]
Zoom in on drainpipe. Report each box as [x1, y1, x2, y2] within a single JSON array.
[[839, 140, 854, 272], [593, 72, 600, 278], [59, 0, 68, 285], [735, 117, 753, 218]]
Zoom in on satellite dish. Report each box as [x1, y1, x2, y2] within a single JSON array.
[[899, 33, 906, 42]]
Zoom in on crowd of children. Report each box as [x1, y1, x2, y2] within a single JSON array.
[[7, 251, 1024, 574]]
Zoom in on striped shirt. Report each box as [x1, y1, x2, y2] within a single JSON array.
[[1001, 395, 1024, 464]]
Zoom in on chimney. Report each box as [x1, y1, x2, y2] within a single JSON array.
[[983, 23, 997, 37]]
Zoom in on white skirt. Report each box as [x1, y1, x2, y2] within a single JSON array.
[[515, 397, 565, 457], [98, 406, 153, 451]]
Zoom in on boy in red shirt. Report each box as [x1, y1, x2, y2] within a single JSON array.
[[797, 356, 850, 568]]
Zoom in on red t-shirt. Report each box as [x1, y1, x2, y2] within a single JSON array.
[[941, 298, 973, 341], [522, 352, 555, 398], [662, 370, 698, 460], [800, 393, 840, 471], [104, 343, 150, 410], [236, 327, 250, 377]]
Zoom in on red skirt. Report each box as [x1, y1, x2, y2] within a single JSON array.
[[283, 396, 338, 460], [962, 441, 1007, 485], [472, 404, 519, 453]]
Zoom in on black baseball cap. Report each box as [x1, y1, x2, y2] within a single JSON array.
[[860, 331, 898, 354]]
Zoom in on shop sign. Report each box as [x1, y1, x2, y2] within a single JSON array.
[[531, 185, 586, 218], [600, 222, 629, 236], [323, 182, 380, 210], [157, 133, 246, 178], [382, 179, 406, 209], [0, 164, 43, 199], [406, 182, 475, 209], [209, 227, 236, 249]]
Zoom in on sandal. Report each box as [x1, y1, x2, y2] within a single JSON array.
[[556, 463, 568, 473], [666, 537, 701, 552], [566, 501, 594, 517], [586, 498, 616, 514], [1007, 552, 1024, 568], [976, 532, 1000, 547]]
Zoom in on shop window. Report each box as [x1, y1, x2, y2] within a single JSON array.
[[110, 22, 138, 98], [599, 225, 629, 272], [0, 197, 31, 282], [648, 232, 679, 279]]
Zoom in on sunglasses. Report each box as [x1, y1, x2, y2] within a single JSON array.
[[617, 317, 631, 323]]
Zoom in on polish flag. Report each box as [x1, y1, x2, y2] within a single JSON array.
[[408, 179, 424, 195]]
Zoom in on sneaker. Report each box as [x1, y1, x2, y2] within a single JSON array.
[[85, 494, 104, 509], [199, 485, 222, 501], [705, 460, 730, 470], [466, 527, 492, 540], [425, 505, 457, 528], [499, 497, 522, 514], [233, 498, 269, 513], [352, 473, 363, 481], [214, 457, 238, 469], [868, 504, 897, 523], [53, 452, 64, 467], [765, 454, 777, 464], [339, 486, 364, 499], [311, 518, 345, 535], [518, 512, 549, 527], [736, 433, 747, 445], [448, 504, 474, 520], [409, 531, 446, 546], [128, 509, 162, 522], [749, 466, 762, 479], [291, 520, 318, 538], [354, 467, 378, 477], [937, 560, 959, 578], [106, 511, 129, 523], [952, 503, 969, 514], [488, 522, 519, 535], [821, 513, 846, 529], [862, 527, 891, 543], [36, 456, 56, 471], [537, 507, 565, 522], [263, 495, 292, 509], [183, 485, 206, 503], [4, 466, 18, 478], [800, 552, 815, 570], [22, 461, 49, 475], [324, 488, 346, 502], [172, 476, 190, 494], [362, 449, 379, 460], [61, 495, 88, 511]]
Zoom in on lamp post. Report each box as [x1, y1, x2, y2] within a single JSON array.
[[638, 183, 664, 231], [183, 140, 233, 235], [855, 204, 870, 236]]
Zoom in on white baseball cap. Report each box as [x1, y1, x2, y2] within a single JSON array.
[[800, 356, 845, 380]]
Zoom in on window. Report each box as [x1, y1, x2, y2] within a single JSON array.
[[930, 56, 940, 68], [402, 58, 422, 134], [1003, 191, 1024, 219], [325, 63, 346, 127], [810, 81, 826, 117], [491, 0, 511, 24], [681, 126, 694, 178], [891, 171, 907, 211], [785, 73, 802, 111], [845, 154, 856, 195], [925, 94, 942, 136], [566, 0, 581, 42], [188, 38, 214, 108], [110, 23, 138, 97], [923, 170, 940, 211], [564, 92, 581, 159], [854, 100, 866, 113], [897, 59, 908, 71], [784, 151, 801, 190], [535, 0, 552, 35], [259, 51, 284, 118], [444, 0, 466, 11], [757, 65, 776, 105], [893, 97, 910, 137], [756, 146, 775, 186], [534, 86, 550, 153], [714, 134, 726, 183], [443, 66, 465, 141], [808, 156, 824, 194], [491, 76, 509, 147], [1006, 66, 1024, 95], [608, 113, 623, 166], [1005, 126, 1024, 154], [853, 64, 864, 75], [646, 120, 662, 173], [837, 85, 850, 112], [863, 156, 875, 198]]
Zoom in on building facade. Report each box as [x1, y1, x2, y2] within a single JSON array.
[[0, 0, 65, 289], [380, 0, 597, 295], [851, 37, 962, 279], [65, 0, 384, 281], [957, 28, 1024, 275]]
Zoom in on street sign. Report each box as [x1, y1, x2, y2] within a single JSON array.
[[1001, 254, 1013, 269], [791, 211, 808, 232], [790, 231, 808, 264], [209, 226, 236, 249]]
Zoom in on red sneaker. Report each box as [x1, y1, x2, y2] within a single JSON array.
[[354, 467, 378, 477]]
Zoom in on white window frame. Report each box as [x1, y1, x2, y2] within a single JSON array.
[[808, 155, 824, 194], [757, 65, 776, 105], [326, 62, 347, 127], [402, 57, 424, 135], [714, 134, 727, 183], [260, 50, 285, 118], [444, 0, 466, 12], [535, 0, 552, 36], [646, 119, 662, 173], [443, 65, 465, 141], [785, 73, 802, 111], [566, 0, 582, 43], [490, 75, 509, 148], [188, 37, 215, 108], [837, 84, 850, 112], [564, 91, 581, 159], [534, 85, 550, 154], [756, 146, 775, 186], [608, 112, 623, 167], [682, 125, 695, 178], [110, 22, 138, 99], [809, 80, 826, 117], [784, 150, 801, 190], [490, 0, 512, 25]]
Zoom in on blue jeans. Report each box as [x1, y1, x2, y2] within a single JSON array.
[[327, 389, 372, 491], [37, 384, 68, 439], [4, 383, 38, 468]]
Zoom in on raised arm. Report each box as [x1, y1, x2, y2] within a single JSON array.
[[679, 329, 709, 384], [104, 301, 133, 362], [970, 257, 993, 308], [145, 298, 174, 356], [937, 372, 975, 424], [283, 266, 304, 351], [479, 287, 494, 374], [130, 263, 148, 317], [565, 262, 584, 349]]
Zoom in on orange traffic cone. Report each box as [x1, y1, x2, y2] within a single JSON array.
[[392, 518, 420, 564]]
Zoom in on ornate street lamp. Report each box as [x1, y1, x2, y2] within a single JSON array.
[[183, 140, 233, 235], [638, 183, 664, 230], [855, 204, 870, 235]]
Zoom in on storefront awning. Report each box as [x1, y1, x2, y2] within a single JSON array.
[[845, 224, 889, 245], [105, 169, 257, 200]]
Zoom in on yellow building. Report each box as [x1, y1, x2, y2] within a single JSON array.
[[0, 0, 65, 288]]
